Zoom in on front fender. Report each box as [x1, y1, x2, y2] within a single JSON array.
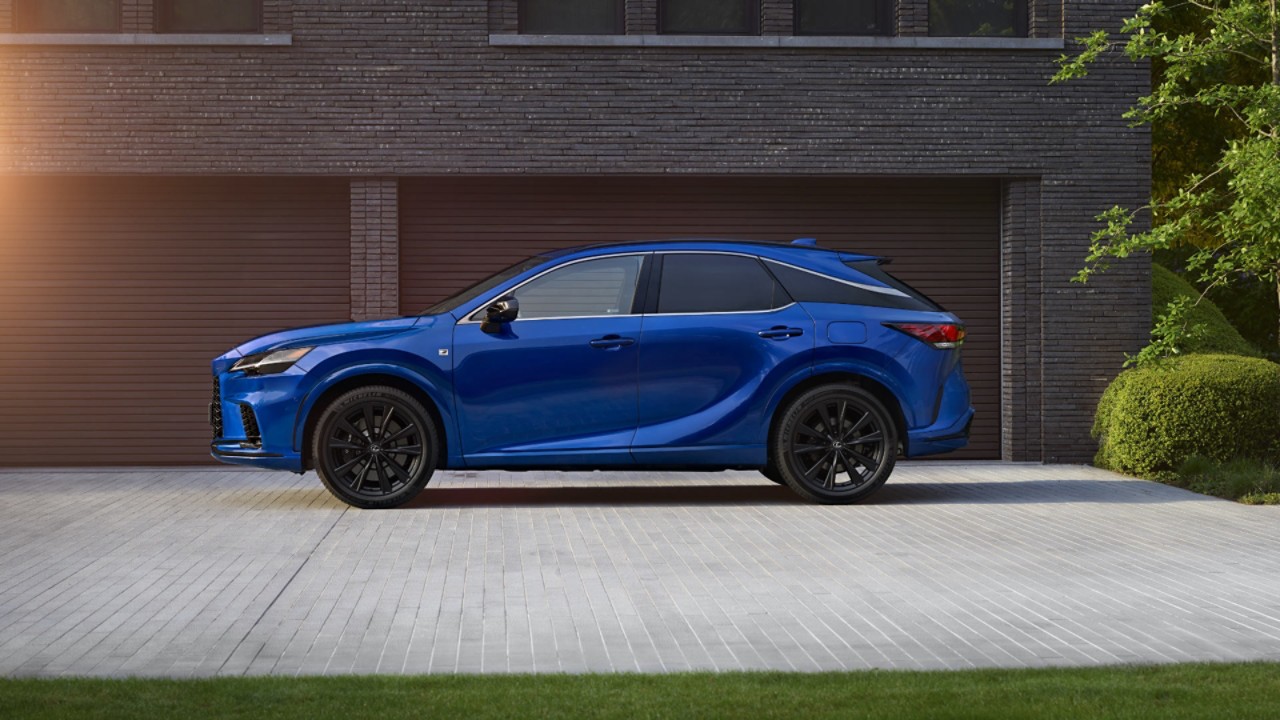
[[292, 359, 460, 469]]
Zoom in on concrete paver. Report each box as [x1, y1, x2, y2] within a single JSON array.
[[1, 463, 1279, 677]]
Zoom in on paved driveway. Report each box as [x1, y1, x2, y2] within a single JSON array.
[[2, 464, 1279, 677]]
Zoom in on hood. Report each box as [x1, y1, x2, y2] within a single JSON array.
[[225, 316, 424, 360]]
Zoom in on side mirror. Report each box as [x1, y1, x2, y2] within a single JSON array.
[[481, 295, 519, 334]]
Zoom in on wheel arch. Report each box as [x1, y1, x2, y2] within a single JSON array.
[[768, 371, 910, 458], [296, 366, 454, 471]]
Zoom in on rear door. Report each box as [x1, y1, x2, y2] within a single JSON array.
[[632, 252, 815, 465]]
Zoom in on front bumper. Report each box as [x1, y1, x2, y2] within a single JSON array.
[[209, 368, 306, 472]]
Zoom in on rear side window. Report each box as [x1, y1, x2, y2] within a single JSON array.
[[763, 259, 940, 311], [657, 254, 790, 314]]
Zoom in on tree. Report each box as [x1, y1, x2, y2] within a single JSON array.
[[1052, 0, 1280, 364]]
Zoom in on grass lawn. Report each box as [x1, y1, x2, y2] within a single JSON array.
[[1165, 456, 1280, 505], [3, 664, 1280, 719]]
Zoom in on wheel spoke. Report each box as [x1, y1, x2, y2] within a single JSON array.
[[329, 440, 365, 451], [378, 407, 395, 441], [381, 424, 417, 445], [351, 457, 374, 489], [362, 405, 377, 441], [842, 412, 871, 440], [819, 403, 838, 437], [792, 443, 828, 454], [383, 458, 412, 483], [388, 444, 422, 457], [338, 418, 366, 442], [836, 399, 848, 437], [374, 458, 394, 494], [795, 423, 827, 442], [849, 431, 883, 446], [836, 450, 862, 483], [848, 449, 879, 471], [802, 451, 832, 480], [333, 453, 368, 477], [823, 457, 838, 488]]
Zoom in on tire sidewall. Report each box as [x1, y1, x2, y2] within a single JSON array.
[[312, 386, 438, 509], [772, 385, 897, 504]]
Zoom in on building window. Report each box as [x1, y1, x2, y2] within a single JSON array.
[[795, 0, 890, 35], [520, 0, 623, 34], [156, 0, 261, 33], [660, 0, 759, 35], [13, 0, 120, 32], [929, 0, 1027, 37]]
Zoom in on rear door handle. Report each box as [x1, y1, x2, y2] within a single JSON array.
[[589, 335, 636, 349], [758, 326, 804, 340]]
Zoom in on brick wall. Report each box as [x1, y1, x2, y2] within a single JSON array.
[[0, 0, 1150, 462], [350, 178, 400, 321]]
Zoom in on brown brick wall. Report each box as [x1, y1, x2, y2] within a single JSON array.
[[350, 178, 400, 321], [761, 0, 793, 35]]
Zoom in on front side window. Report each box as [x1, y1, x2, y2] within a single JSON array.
[[14, 0, 119, 32], [929, 0, 1026, 37], [796, 0, 890, 36], [521, 0, 622, 34], [657, 254, 789, 314], [157, 0, 261, 33], [504, 255, 644, 320], [660, 0, 759, 34]]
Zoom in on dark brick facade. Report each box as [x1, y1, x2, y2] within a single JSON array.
[[0, 0, 1150, 463]]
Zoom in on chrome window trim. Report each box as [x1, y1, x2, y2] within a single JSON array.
[[760, 257, 911, 298]]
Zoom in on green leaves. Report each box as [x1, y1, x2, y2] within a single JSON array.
[[1058, 0, 1280, 362]]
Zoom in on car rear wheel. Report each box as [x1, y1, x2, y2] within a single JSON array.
[[312, 385, 438, 509], [771, 384, 897, 504]]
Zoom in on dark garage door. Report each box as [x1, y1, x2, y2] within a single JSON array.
[[0, 178, 351, 466], [401, 177, 1001, 459]]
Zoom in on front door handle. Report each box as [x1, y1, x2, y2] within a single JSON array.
[[758, 326, 804, 340], [589, 334, 636, 350]]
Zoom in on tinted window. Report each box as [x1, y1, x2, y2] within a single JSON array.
[[796, 0, 889, 35], [660, 0, 757, 34], [15, 0, 119, 32], [158, 0, 260, 33], [657, 254, 789, 314], [509, 255, 643, 319], [764, 259, 940, 311], [929, 0, 1026, 37], [522, 0, 621, 34]]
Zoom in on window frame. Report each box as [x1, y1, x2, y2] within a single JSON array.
[[517, 0, 625, 34], [13, 0, 122, 33], [463, 252, 651, 323], [155, 0, 264, 34], [658, 0, 761, 36], [927, 0, 1029, 38], [793, 0, 893, 36]]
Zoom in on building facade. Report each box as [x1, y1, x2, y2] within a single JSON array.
[[0, 0, 1149, 466]]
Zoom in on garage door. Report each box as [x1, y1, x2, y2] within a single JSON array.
[[0, 178, 350, 466], [401, 177, 1000, 459]]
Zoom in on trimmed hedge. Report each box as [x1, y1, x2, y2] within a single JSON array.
[[1151, 264, 1260, 357], [1093, 354, 1280, 476]]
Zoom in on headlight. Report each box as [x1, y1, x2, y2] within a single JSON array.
[[230, 347, 313, 375]]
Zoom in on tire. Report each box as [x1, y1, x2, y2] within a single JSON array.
[[771, 384, 897, 504], [312, 385, 439, 509], [760, 463, 786, 485]]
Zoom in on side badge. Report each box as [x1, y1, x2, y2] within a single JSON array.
[[438, 349, 449, 357]]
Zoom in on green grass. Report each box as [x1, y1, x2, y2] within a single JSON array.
[[1171, 455, 1280, 504], [4, 665, 1280, 719]]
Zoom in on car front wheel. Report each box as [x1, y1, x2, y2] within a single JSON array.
[[312, 385, 439, 509], [772, 384, 897, 504]]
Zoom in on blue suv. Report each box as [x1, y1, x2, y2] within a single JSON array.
[[211, 239, 973, 507]]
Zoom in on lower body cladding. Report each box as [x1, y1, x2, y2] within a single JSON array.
[[209, 368, 973, 474]]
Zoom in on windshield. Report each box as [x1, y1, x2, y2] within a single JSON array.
[[420, 255, 551, 316]]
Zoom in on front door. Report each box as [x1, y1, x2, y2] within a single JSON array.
[[452, 254, 647, 465]]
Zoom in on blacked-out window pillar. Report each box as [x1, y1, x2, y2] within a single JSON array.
[[13, 0, 121, 32], [928, 0, 1028, 37], [659, 0, 760, 34], [155, 0, 261, 33], [520, 0, 625, 34]]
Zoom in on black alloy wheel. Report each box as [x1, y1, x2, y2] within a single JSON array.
[[772, 384, 897, 504], [313, 385, 438, 508]]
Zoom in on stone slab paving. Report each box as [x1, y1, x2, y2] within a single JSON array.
[[1, 463, 1279, 677]]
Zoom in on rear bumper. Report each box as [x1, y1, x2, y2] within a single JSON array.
[[906, 407, 974, 457]]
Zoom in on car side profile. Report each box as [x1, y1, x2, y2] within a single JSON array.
[[210, 239, 973, 508]]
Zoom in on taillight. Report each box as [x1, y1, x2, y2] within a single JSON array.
[[886, 322, 966, 349]]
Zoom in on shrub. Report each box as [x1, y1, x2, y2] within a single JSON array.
[[1093, 354, 1280, 475], [1151, 264, 1261, 358]]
